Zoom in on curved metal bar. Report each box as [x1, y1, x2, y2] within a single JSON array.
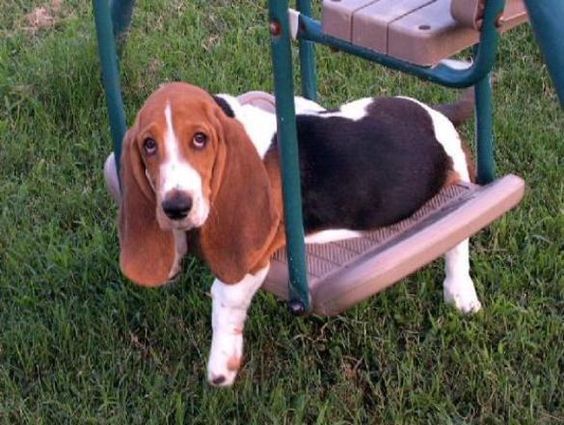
[[297, 0, 505, 89]]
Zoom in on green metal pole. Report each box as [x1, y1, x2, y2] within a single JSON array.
[[296, 0, 317, 100], [93, 0, 127, 180], [268, 0, 311, 315], [524, 0, 564, 106], [111, 0, 135, 43], [475, 73, 495, 184]]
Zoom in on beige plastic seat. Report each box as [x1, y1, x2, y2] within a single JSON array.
[[263, 175, 524, 315], [322, 0, 529, 66]]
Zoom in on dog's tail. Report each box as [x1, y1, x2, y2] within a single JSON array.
[[433, 88, 475, 127]]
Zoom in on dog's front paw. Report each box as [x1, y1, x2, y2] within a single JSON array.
[[207, 332, 243, 387], [443, 275, 482, 314]]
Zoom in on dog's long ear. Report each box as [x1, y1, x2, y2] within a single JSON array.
[[199, 110, 280, 284], [118, 126, 175, 286]]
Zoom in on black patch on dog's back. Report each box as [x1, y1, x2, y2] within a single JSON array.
[[289, 97, 451, 233]]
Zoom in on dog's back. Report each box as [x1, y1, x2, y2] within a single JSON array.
[[294, 97, 460, 233]]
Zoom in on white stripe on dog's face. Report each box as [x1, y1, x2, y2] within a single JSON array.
[[158, 102, 209, 229], [160, 103, 201, 195]]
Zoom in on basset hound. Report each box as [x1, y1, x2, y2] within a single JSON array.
[[107, 82, 481, 387]]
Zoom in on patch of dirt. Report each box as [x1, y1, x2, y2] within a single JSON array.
[[202, 35, 220, 52], [24, 0, 63, 34]]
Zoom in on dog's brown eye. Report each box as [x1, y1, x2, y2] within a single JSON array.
[[193, 132, 207, 149], [143, 138, 158, 155]]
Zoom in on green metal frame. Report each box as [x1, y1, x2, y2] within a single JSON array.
[[524, 0, 564, 106], [296, 0, 317, 101], [93, 0, 127, 180], [475, 72, 495, 184], [93, 0, 562, 315], [268, 1, 311, 314], [267, 0, 507, 313]]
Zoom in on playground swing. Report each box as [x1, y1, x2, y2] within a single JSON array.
[[94, 0, 564, 317]]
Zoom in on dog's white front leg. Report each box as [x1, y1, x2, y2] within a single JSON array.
[[443, 239, 482, 313], [207, 265, 269, 387]]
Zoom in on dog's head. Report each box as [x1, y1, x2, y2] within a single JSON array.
[[119, 82, 279, 287]]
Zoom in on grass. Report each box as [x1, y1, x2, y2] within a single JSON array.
[[0, 0, 562, 423]]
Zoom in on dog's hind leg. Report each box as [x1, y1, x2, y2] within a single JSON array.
[[443, 239, 482, 313], [406, 98, 482, 314]]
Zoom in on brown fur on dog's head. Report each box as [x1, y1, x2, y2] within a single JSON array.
[[119, 83, 280, 286]]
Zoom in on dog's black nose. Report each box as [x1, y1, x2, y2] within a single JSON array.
[[162, 193, 192, 220]]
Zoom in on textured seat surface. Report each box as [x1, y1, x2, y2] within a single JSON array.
[[322, 0, 528, 66], [262, 174, 525, 316]]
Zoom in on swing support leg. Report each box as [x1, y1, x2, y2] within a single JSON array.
[[524, 0, 564, 106], [93, 0, 127, 182], [296, 0, 316, 101], [268, 0, 311, 315], [475, 72, 495, 184]]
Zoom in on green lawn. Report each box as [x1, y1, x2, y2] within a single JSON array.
[[0, 1, 562, 423]]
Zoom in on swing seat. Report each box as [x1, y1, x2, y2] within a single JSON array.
[[322, 0, 529, 66], [263, 175, 524, 315]]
